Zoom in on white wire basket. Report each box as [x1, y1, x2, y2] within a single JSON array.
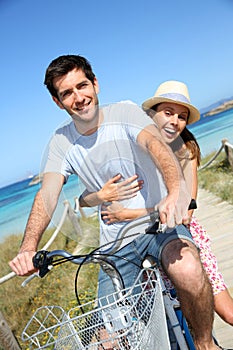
[[22, 269, 170, 349]]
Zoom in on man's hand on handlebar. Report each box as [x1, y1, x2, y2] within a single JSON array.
[[157, 190, 191, 228], [9, 251, 37, 276]]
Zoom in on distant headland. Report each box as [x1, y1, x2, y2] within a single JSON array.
[[200, 98, 233, 118], [29, 174, 43, 186]]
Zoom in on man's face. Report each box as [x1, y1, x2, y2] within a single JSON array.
[[152, 102, 189, 144], [52, 68, 100, 127]]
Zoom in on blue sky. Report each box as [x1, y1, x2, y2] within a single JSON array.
[[1, 0, 233, 188]]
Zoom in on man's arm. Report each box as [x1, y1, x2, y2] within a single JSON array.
[[9, 172, 65, 276], [137, 125, 191, 227]]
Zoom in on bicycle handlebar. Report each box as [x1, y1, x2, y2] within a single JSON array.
[[23, 211, 161, 286]]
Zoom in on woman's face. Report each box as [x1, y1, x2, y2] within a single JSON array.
[[152, 102, 189, 144]]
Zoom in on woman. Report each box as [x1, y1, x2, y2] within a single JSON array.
[[79, 81, 233, 327]]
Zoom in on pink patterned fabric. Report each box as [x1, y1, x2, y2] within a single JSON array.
[[160, 216, 227, 295]]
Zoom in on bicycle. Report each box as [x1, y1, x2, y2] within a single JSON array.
[[21, 211, 198, 350]]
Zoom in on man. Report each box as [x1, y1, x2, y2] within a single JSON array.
[[10, 55, 220, 349]]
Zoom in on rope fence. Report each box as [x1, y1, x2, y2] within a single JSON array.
[[198, 138, 233, 171], [0, 201, 71, 285]]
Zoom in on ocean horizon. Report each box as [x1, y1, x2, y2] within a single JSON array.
[[1, 108, 233, 242]]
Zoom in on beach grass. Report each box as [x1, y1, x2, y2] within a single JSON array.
[[198, 150, 233, 204], [0, 216, 100, 349], [0, 150, 232, 349]]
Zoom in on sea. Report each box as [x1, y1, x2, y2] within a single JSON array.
[[0, 108, 233, 242]]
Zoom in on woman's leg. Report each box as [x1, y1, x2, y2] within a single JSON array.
[[190, 216, 233, 327], [214, 289, 233, 326]]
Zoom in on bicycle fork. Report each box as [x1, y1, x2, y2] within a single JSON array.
[[163, 291, 195, 350]]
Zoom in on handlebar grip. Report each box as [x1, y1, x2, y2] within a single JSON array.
[[33, 250, 53, 278], [188, 199, 197, 210]]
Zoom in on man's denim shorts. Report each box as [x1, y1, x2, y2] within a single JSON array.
[[98, 224, 194, 299]]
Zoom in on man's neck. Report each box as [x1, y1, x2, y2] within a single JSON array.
[[73, 109, 104, 135]]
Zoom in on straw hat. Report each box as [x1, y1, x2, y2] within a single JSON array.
[[142, 80, 200, 125]]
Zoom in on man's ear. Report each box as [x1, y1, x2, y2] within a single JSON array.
[[52, 96, 64, 109], [93, 77, 100, 94]]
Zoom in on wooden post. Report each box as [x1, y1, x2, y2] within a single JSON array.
[[73, 196, 86, 218], [0, 312, 21, 350], [222, 138, 233, 170], [64, 200, 83, 238]]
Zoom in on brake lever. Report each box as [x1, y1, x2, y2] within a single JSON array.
[[33, 250, 53, 278], [20, 251, 53, 288], [21, 272, 40, 287], [157, 221, 167, 233], [146, 212, 167, 234]]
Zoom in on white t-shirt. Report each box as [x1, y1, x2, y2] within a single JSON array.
[[43, 102, 167, 247]]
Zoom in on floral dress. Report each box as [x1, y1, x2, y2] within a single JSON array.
[[160, 216, 227, 295]]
